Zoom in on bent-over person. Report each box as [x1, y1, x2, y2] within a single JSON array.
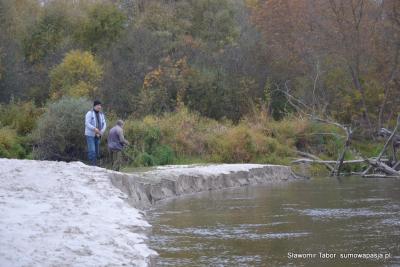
[[107, 120, 129, 171]]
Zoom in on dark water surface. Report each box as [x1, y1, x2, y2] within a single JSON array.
[[147, 177, 400, 266]]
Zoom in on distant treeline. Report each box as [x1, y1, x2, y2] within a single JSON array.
[[0, 0, 398, 167], [1, 0, 399, 127]]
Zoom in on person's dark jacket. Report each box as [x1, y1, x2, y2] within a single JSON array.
[[107, 125, 129, 151]]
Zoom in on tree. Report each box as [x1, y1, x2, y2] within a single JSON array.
[[0, 48, 3, 81], [0, 0, 41, 102], [75, 2, 126, 53], [138, 57, 192, 116], [376, 0, 400, 129], [22, 1, 73, 63], [184, 67, 255, 122], [188, 0, 239, 49], [50, 50, 103, 99], [249, 0, 400, 133], [99, 26, 172, 116]]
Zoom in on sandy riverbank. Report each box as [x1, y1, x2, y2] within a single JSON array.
[[0, 159, 156, 266], [0, 159, 297, 266]]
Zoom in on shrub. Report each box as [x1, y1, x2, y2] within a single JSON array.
[[153, 145, 175, 165], [156, 108, 214, 157], [209, 125, 255, 162], [0, 127, 26, 158], [120, 108, 308, 167], [124, 116, 161, 153], [123, 116, 176, 166], [134, 152, 155, 167], [0, 101, 43, 135], [112, 108, 358, 169], [32, 97, 92, 161]]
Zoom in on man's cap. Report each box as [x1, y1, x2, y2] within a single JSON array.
[[93, 100, 102, 106]]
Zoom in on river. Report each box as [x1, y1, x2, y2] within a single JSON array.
[[147, 177, 400, 266]]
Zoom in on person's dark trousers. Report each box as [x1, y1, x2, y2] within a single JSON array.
[[109, 149, 122, 171], [86, 135, 100, 166]]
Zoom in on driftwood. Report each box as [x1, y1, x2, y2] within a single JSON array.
[[293, 156, 399, 178], [277, 82, 400, 178], [360, 115, 400, 177], [393, 161, 400, 170], [362, 174, 400, 179], [364, 158, 400, 176], [293, 158, 383, 165], [292, 115, 400, 178], [296, 151, 334, 172], [310, 117, 353, 176], [276, 84, 354, 177], [376, 118, 400, 161]]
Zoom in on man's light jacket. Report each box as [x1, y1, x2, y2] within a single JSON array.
[[85, 110, 106, 137]]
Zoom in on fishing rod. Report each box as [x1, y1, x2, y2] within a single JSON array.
[[121, 144, 135, 163]]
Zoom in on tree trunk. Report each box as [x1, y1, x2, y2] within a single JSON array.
[[349, 66, 374, 137]]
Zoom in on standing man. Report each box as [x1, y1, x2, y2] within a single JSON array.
[[85, 100, 107, 166], [107, 120, 129, 171]]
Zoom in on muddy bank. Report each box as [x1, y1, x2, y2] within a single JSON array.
[[110, 164, 297, 209]]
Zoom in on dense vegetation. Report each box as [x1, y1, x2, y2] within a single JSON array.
[[0, 0, 398, 171]]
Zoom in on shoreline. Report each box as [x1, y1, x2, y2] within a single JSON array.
[[0, 159, 298, 266], [111, 163, 298, 209]]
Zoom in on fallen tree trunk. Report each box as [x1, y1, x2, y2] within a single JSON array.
[[376, 115, 400, 161], [278, 83, 400, 179], [296, 151, 334, 172], [293, 158, 389, 165], [362, 114, 400, 176], [293, 158, 368, 164], [364, 159, 400, 177], [310, 117, 353, 176], [292, 156, 399, 177], [393, 161, 400, 170], [362, 174, 400, 179]]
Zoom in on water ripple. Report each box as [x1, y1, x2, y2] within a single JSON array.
[[161, 225, 309, 240], [298, 208, 396, 220]]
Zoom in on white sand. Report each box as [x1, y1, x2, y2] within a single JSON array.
[[0, 159, 156, 267], [152, 163, 276, 176]]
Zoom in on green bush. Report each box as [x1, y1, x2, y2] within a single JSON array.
[[119, 108, 307, 167], [123, 116, 176, 167], [206, 122, 295, 164], [153, 145, 175, 165], [209, 125, 255, 162], [134, 152, 155, 167], [0, 127, 26, 158], [32, 97, 92, 161], [0, 101, 40, 159], [124, 116, 161, 153], [0, 101, 43, 135], [156, 107, 218, 158]]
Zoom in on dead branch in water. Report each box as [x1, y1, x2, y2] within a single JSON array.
[[296, 151, 334, 172], [278, 83, 400, 178], [277, 84, 354, 177], [362, 174, 400, 179], [294, 159, 368, 164], [361, 115, 400, 175], [364, 158, 400, 176]]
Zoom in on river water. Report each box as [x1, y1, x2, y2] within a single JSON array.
[[147, 177, 400, 266]]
